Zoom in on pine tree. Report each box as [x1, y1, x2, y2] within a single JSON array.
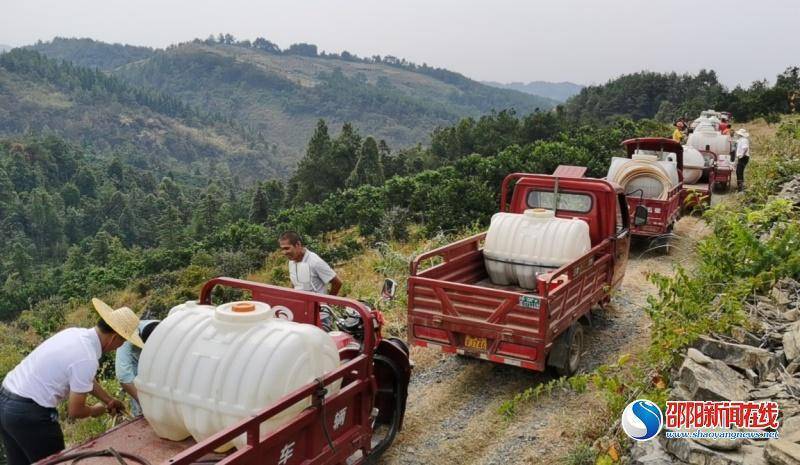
[[27, 188, 64, 259], [262, 180, 285, 213], [193, 183, 224, 238], [60, 183, 81, 208], [290, 120, 332, 204], [332, 123, 362, 182], [118, 205, 138, 246], [73, 167, 97, 198], [249, 184, 270, 224], [0, 168, 17, 217], [347, 137, 385, 187]]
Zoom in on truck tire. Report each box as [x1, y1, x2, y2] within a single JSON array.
[[547, 322, 584, 377]]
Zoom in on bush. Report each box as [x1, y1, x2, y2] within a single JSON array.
[[647, 199, 800, 369], [16, 297, 67, 339], [376, 207, 411, 241]]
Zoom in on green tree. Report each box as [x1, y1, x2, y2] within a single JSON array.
[[347, 137, 385, 187], [73, 166, 97, 197], [118, 205, 138, 246], [26, 188, 64, 258], [249, 184, 270, 223], [0, 168, 17, 216], [291, 119, 333, 204], [330, 123, 362, 184], [193, 183, 224, 238], [60, 182, 81, 208], [6, 150, 38, 192]]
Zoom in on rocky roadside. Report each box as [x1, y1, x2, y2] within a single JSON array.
[[631, 178, 800, 465]]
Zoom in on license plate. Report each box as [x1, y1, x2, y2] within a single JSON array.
[[519, 295, 540, 309], [464, 335, 488, 351]]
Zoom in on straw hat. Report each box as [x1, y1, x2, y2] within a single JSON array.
[[92, 298, 145, 348], [736, 128, 750, 138]]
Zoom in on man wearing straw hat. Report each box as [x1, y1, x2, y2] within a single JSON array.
[[735, 128, 751, 192], [0, 299, 138, 465]]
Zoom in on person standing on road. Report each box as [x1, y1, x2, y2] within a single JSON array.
[[735, 128, 751, 191], [0, 299, 137, 465]]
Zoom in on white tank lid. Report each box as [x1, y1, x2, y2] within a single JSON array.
[[632, 153, 658, 162], [215, 301, 274, 323], [524, 208, 556, 219]]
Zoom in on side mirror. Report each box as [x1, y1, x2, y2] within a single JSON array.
[[381, 278, 398, 300], [634, 205, 649, 226]]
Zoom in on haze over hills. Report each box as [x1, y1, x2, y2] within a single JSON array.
[[0, 44, 13, 53], [483, 80, 583, 102], [28, 37, 556, 158]]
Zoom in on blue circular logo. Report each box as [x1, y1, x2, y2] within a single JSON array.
[[621, 399, 663, 441]]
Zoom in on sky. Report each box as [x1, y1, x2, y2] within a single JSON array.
[[2, 0, 798, 88]]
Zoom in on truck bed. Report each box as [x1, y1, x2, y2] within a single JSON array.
[[41, 418, 224, 465], [408, 233, 614, 370]]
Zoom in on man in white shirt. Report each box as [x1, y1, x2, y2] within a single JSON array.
[[735, 128, 751, 192], [278, 231, 342, 296], [0, 299, 138, 465]]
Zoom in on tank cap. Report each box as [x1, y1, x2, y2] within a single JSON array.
[[232, 302, 256, 313], [215, 301, 274, 323], [524, 208, 555, 218]]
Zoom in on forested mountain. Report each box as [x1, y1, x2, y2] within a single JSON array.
[[0, 106, 669, 319], [0, 45, 12, 53], [0, 49, 289, 182], [29, 37, 555, 155], [29, 37, 155, 71], [484, 80, 583, 102], [563, 68, 800, 123]]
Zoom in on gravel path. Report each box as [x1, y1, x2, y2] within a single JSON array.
[[379, 210, 717, 465]]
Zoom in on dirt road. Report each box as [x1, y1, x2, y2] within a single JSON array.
[[380, 212, 715, 465]]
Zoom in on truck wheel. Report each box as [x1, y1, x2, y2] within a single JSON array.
[[547, 323, 584, 377]]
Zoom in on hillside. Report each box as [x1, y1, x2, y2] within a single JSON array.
[[28, 37, 155, 71], [0, 49, 290, 182], [563, 67, 799, 123], [30, 37, 555, 155], [483, 80, 583, 102], [0, 45, 12, 53]]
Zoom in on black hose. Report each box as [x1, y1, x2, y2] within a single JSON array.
[[313, 377, 336, 454], [38, 448, 151, 465]]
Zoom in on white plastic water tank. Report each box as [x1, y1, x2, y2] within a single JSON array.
[[167, 300, 215, 317], [135, 300, 341, 451], [607, 156, 678, 199], [691, 116, 710, 129], [687, 124, 730, 156], [682, 146, 707, 184], [484, 209, 590, 290]]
